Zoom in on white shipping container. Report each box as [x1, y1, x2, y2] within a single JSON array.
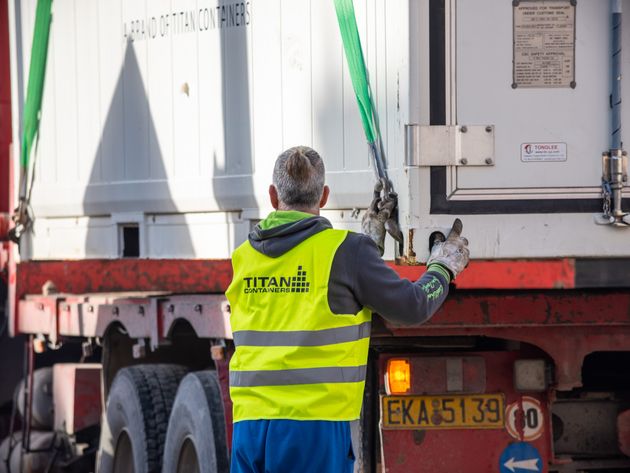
[[8, 0, 630, 262]]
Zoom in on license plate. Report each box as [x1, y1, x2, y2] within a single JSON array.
[[382, 393, 505, 430]]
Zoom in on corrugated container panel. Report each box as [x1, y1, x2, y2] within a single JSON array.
[[13, 0, 406, 260], [97, 0, 125, 184], [36, 14, 56, 186], [311, 0, 344, 173], [122, 0, 150, 181], [25, 217, 113, 260], [341, 0, 370, 172], [25, 0, 402, 216], [13, 0, 630, 262], [172, 1, 201, 179], [198, 3, 225, 180], [147, 0, 174, 181], [75, 0, 101, 183], [249, 0, 281, 183], [281, 0, 312, 150], [52, 0, 79, 184]]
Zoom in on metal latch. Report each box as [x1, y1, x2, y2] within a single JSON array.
[[595, 149, 630, 226], [405, 124, 495, 167]]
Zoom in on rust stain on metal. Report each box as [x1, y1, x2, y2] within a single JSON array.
[[412, 430, 426, 445], [397, 229, 419, 266], [16, 259, 234, 301]]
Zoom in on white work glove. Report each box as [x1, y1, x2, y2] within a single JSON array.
[[361, 179, 403, 256], [427, 218, 470, 279]]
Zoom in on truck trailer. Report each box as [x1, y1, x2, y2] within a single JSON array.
[[1, 0, 630, 472]]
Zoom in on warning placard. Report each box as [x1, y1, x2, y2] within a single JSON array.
[[513, 0, 576, 88]]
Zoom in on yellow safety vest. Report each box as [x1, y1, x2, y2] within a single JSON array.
[[227, 228, 372, 422]]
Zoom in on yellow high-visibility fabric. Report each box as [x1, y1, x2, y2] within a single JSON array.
[[227, 228, 372, 422]]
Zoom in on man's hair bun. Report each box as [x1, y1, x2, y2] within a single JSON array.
[[285, 149, 312, 182]]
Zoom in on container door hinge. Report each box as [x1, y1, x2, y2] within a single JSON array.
[[595, 149, 630, 226], [405, 124, 495, 167]]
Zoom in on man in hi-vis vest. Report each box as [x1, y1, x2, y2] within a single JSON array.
[[227, 146, 470, 473]]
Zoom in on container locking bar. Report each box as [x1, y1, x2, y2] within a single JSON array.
[[596, 149, 629, 226], [595, 2, 628, 226]]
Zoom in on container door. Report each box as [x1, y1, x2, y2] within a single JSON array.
[[410, 0, 630, 260]]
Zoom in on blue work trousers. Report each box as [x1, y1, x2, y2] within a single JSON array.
[[231, 419, 355, 473]]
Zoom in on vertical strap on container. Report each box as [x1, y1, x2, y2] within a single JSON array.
[[21, 0, 52, 171], [10, 0, 52, 243], [333, 0, 388, 183]]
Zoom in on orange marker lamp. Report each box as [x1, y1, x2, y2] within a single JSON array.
[[386, 358, 411, 394]]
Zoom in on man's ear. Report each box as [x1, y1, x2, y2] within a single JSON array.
[[319, 185, 330, 209], [269, 185, 280, 209]]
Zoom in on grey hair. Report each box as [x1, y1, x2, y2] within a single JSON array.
[[272, 146, 326, 208]]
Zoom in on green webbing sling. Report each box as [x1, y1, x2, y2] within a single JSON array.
[[21, 0, 53, 170], [333, 0, 387, 182], [334, 0, 405, 251], [10, 0, 52, 243]]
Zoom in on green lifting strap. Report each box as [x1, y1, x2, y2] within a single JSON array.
[[333, 0, 387, 181], [333, 0, 376, 144], [9, 0, 52, 243], [21, 0, 53, 170], [333, 0, 405, 251]]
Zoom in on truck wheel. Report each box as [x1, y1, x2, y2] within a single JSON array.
[[97, 364, 187, 473], [161, 371, 229, 473], [16, 367, 54, 430]]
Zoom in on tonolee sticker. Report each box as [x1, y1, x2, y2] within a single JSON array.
[[521, 142, 567, 162]]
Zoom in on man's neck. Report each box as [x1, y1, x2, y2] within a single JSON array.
[[277, 204, 319, 216]]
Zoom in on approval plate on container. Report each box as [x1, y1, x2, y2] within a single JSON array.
[[382, 394, 505, 430]]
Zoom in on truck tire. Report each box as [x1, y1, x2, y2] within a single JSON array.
[[0, 431, 56, 473], [97, 364, 187, 473], [161, 371, 229, 473], [16, 367, 54, 430]]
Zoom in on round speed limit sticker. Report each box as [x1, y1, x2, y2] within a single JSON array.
[[505, 396, 544, 441]]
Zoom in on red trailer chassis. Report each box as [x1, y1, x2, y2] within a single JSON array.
[[11, 257, 627, 394], [9, 257, 630, 472]]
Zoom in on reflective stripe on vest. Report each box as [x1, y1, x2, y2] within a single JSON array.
[[226, 227, 372, 422], [230, 365, 368, 387], [232, 321, 371, 347]]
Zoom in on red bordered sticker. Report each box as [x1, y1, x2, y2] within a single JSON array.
[[505, 396, 544, 441]]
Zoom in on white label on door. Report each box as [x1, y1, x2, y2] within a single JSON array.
[[521, 142, 567, 162], [513, 0, 576, 88]]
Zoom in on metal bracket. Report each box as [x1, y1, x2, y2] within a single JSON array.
[[594, 149, 630, 227], [132, 338, 148, 359], [405, 124, 495, 167]]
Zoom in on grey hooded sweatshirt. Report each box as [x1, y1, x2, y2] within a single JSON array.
[[248, 213, 449, 325]]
